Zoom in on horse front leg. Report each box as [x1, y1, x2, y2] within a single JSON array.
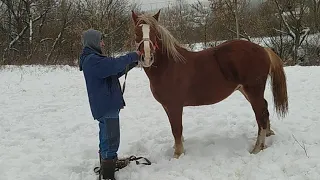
[[163, 105, 184, 159]]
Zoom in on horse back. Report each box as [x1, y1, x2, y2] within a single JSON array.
[[212, 40, 271, 85]]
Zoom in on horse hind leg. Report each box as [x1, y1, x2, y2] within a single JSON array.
[[239, 86, 275, 138], [251, 97, 269, 154], [264, 99, 275, 137], [241, 85, 271, 154]]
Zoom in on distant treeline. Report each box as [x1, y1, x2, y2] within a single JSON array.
[[0, 0, 319, 66]]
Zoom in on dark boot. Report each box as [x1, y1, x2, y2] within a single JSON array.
[[115, 157, 130, 170], [100, 158, 116, 180], [99, 153, 130, 171]]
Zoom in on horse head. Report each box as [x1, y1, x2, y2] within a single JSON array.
[[131, 10, 161, 67]]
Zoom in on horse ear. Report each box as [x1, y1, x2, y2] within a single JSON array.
[[131, 10, 138, 24], [153, 9, 161, 21]]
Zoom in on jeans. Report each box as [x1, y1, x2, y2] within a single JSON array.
[[97, 110, 120, 160]]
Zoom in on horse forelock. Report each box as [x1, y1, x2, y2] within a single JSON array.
[[136, 14, 186, 63]]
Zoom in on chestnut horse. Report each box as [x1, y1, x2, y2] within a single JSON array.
[[131, 10, 288, 159]]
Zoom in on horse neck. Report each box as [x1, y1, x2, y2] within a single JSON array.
[[143, 39, 189, 82], [143, 40, 170, 78]]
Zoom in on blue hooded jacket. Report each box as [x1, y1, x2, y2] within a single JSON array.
[[79, 29, 139, 119]]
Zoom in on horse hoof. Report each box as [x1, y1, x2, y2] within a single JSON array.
[[174, 154, 180, 159], [173, 152, 184, 159], [250, 148, 261, 154], [250, 145, 265, 154], [266, 130, 275, 137], [173, 147, 185, 159]]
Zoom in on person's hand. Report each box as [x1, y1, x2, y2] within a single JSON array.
[[136, 51, 142, 56]]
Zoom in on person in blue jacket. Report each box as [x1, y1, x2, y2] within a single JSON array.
[[79, 29, 140, 180]]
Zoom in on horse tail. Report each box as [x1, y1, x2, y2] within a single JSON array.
[[264, 47, 289, 118]]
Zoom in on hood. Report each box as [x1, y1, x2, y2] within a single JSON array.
[[79, 29, 103, 71], [82, 29, 103, 53]]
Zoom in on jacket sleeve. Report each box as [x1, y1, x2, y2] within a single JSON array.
[[92, 52, 139, 78], [117, 61, 138, 78]]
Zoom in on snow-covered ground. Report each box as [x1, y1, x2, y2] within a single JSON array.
[[1, 65, 320, 180]]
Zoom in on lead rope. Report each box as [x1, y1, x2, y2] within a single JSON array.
[[121, 65, 129, 94], [122, 43, 143, 95], [93, 156, 151, 175]]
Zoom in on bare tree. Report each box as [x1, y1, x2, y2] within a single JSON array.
[[273, 0, 310, 64], [0, 0, 134, 65], [0, 0, 317, 66], [209, 0, 252, 40], [78, 0, 131, 56], [0, 0, 52, 64], [310, 0, 320, 31], [190, 0, 214, 47]]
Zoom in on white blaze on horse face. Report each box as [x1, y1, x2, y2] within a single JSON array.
[[140, 24, 152, 66]]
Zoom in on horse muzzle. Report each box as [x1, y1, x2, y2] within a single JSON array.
[[136, 38, 158, 67], [139, 52, 155, 67]]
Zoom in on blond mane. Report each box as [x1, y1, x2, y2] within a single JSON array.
[[136, 14, 187, 63]]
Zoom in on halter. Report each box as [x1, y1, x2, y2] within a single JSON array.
[[135, 37, 159, 65], [135, 37, 159, 54]]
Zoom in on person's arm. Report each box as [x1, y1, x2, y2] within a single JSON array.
[[92, 52, 139, 78], [117, 61, 138, 78]]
